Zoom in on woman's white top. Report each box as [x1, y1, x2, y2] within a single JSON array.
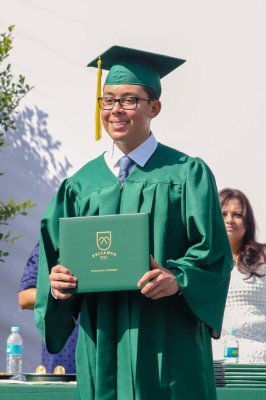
[[212, 261, 266, 363]]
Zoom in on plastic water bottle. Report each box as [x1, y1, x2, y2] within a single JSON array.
[[6, 326, 23, 376], [223, 328, 239, 363]]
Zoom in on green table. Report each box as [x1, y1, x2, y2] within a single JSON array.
[[0, 383, 79, 400], [217, 387, 266, 400], [0, 383, 265, 399]]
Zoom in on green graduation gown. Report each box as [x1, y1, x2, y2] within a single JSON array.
[[35, 143, 233, 400]]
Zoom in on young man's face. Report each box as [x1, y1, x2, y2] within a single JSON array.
[[101, 84, 161, 153]]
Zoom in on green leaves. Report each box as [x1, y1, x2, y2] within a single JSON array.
[[0, 25, 33, 133], [0, 25, 36, 262], [0, 199, 36, 223], [0, 25, 14, 63], [0, 198, 36, 261]]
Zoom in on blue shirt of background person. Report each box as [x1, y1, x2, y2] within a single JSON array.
[[18, 242, 78, 373]]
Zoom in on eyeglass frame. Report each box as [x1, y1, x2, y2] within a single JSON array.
[[97, 96, 152, 110]]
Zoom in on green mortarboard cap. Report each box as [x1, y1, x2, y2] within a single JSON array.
[[87, 45, 186, 97], [87, 45, 186, 141]]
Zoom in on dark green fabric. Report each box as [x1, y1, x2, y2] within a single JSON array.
[[35, 143, 233, 400], [87, 45, 186, 97], [0, 384, 79, 400], [105, 61, 162, 97], [0, 385, 264, 400]]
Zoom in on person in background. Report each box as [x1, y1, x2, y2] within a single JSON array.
[[212, 188, 266, 363], [35, 45, 233, 400], [19, 242, 78, 373]]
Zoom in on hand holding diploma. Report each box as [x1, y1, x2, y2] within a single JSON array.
[[49, 265, 77, 300], [138, 256, 179, 300]]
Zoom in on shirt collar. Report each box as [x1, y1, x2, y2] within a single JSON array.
[[106, 132, 158, 169]]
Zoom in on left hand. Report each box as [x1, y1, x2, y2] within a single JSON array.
[[137, 255, 179, 299]]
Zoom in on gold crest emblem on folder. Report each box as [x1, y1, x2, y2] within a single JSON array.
[[96, 231, 112, 250]]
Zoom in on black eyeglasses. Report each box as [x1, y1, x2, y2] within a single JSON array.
[[98, 96, 151, 110]]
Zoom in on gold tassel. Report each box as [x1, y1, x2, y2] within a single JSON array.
[[95, 56, 102, 141]]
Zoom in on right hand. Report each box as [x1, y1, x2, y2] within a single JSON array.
[[49, 264, 77, 300]]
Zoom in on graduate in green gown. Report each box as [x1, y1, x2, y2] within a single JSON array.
[[35, 46, 233, 400]]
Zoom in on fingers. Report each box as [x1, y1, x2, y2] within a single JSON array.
[[137, 255, 166, 287], [50, 264, 74, 276], [49, 264, 77, 300], [137, 268, 161, 288], [141, 275, 179, 299], [142, 285, 165, 300], [138, 258, 179, 300], [50, 287, 72, 301]]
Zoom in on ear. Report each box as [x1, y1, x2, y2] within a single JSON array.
[[149, 100, 161, 119]]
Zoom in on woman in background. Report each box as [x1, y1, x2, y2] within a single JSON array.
[[212, 188, 266, 363]]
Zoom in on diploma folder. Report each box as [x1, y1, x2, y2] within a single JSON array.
[[59, 213, 150, 293]]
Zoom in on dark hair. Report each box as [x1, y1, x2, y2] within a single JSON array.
[[142, 86, 160, 101], [219, 188, 266, 278]]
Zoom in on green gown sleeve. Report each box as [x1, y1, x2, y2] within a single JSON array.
[[34, 179, 81, 353], [166, 157, 233, 337]]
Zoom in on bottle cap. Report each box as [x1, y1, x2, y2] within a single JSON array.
[[11, 327, 19, 333]]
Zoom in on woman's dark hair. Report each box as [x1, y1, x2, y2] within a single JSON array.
[[219, 188, 266, 278]]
